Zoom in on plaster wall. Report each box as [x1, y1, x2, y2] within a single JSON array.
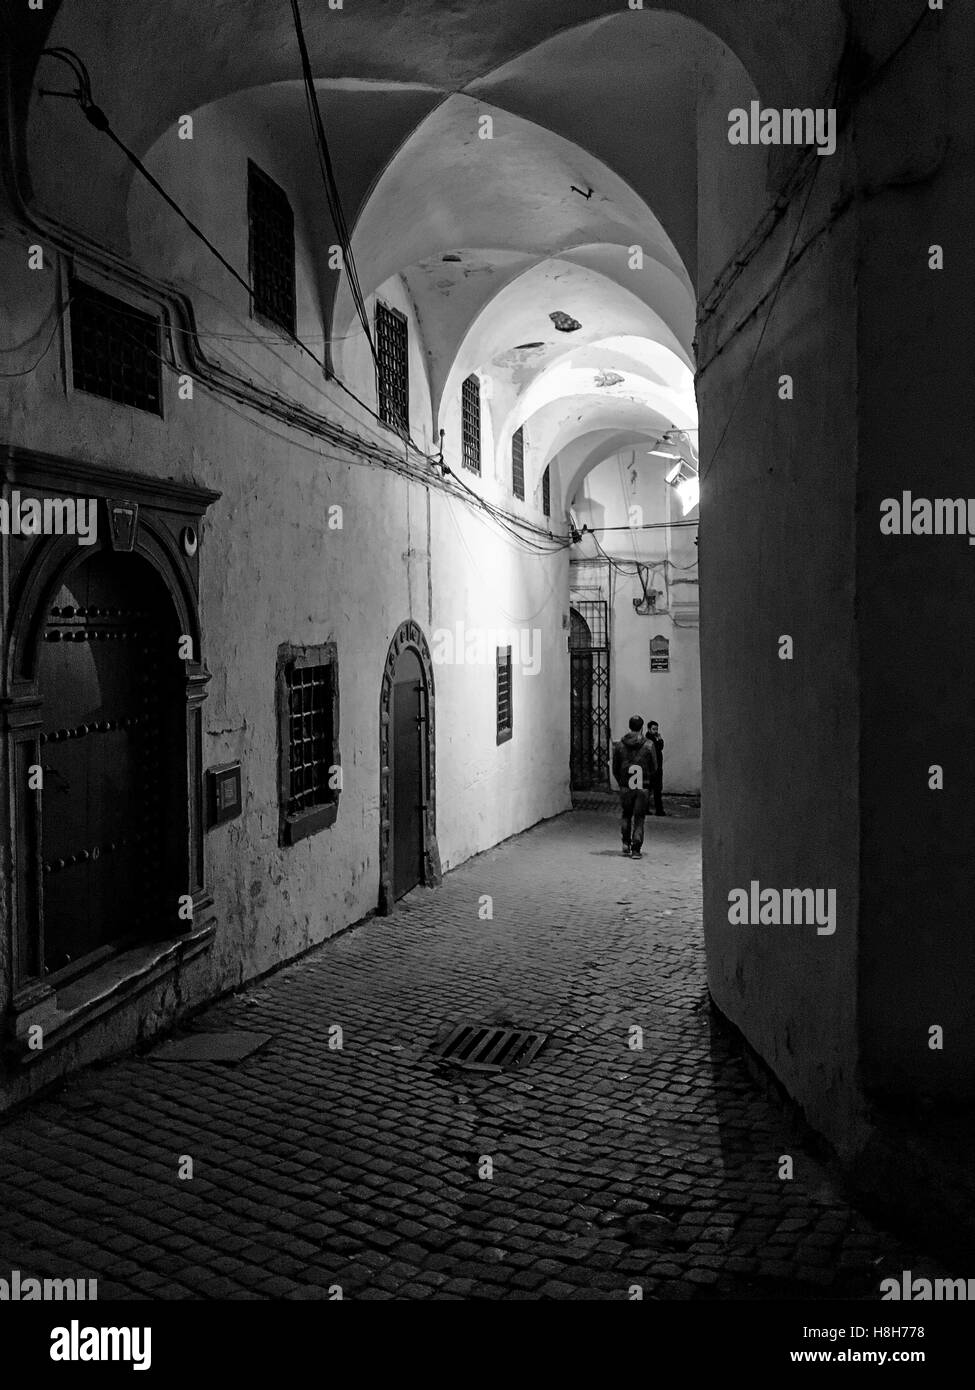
[[852, 1, 975, 1104], [696, 125, 863, 1151], [0, 150, 568, 1106]]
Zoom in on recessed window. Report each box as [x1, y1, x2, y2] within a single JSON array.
[[69, 279, 161, 414], [512, 426, 525, 500], [376, 301, 410, 434], [496, 645, 513, 745], [542, 464, 551, 518], [461, 374, 481, 475], [248, 161, 296, 335], [277, 643, 341, 845]]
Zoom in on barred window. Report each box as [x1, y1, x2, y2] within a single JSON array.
[[542, 464, 551, 518], [277, 643, 340, 845], [376, 301, 409, 433], [70, 280, 161, 415], [512, 426, 525, 500], [496, 646, 513, 745], [461, 374, 481, 475], [248, 162, 296, 335]]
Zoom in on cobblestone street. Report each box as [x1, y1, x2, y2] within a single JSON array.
[[0, 810, 949, 1300]]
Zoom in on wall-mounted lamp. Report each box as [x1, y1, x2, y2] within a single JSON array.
[[664, 458, 700, 515]]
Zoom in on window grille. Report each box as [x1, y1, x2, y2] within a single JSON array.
[[277, 644, 340, 845], [496, 646, 513, 744], [248, 161, 296, 335], [461, 374, 481, 474], [570, 601, 608, 649], [70, 280, 161, 414], [376, 301, 410, 433], [512, 426, 525, 499]]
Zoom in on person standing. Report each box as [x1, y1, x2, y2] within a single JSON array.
[[611, 715, 658, 858], [646, 719, 666, 816]]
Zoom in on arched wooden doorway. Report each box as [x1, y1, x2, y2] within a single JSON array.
[[2, 451, 217, 1007], [378, 620, 441, 913], [39, 550, 184, 975]]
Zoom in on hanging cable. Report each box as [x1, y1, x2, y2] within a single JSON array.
[[0, 296, 72, 377], [36, 47, 440, 466], [287, 0, 376, 372]]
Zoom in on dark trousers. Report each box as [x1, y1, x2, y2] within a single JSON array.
[[620, 789, 650, 850], [651, 771, 664, 816]]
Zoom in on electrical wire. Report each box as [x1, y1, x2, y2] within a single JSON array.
[[0, 297, 72, 377], [27, 47, 686, 555], [288, 0, 376, 371], [92, 304, 577, 561], [698, 151, 823, 490], [0, 293, 61, 352], [691, 6, 926, 487], [584, 521, 699, 532], [36, 48, 440, 466]]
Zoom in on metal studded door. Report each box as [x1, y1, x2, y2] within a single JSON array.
[[38, 551, 182, 977], [569, 603, 610, 790], [391, 646, 425, 901]]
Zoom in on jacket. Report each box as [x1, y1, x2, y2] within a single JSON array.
[[612, 730, 658, 791], [648, 733, 664, 774]]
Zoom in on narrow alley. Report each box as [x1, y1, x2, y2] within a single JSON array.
[[0, 810, 946, 1301]]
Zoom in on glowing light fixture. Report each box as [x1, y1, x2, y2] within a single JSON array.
[[663, 456, 700, 515], [676, 475, 700, 515]]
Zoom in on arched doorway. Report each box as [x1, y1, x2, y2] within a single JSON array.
[[378, 620, 441, 913], [569, 602, 611, 790], [392, 646, 424, 901], [38, 550, 184, 976], [2, 455, 217, 1003]]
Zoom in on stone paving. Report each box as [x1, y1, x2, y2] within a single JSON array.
[[0, 809, 951, 1300]]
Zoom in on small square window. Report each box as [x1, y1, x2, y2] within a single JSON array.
[[277, 643, 340, 845], [248, 161, 296, 335], [70, 279, 162, 414], [496, 645, 513, 745]]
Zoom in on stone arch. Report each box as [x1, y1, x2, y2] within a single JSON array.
[[0, 454, 218, 1001], [378, 618, 442, 914], [8, 514, 203, 687]]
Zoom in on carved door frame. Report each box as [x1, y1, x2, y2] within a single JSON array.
[[1, 447, 219, 1018]]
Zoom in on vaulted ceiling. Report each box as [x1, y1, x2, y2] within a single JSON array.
[[18, 0, 847, 507]]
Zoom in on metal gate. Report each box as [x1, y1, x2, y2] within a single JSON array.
[[569, 601, 610, 790]]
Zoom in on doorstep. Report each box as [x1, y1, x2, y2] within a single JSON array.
[[6, 920, 216, 1062]]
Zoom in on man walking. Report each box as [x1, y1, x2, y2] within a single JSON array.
[[611, 715, 659, 858], [646, 719, 666, 816]]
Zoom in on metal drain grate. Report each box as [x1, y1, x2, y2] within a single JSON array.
[[433, 1023, 548, 1073]]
